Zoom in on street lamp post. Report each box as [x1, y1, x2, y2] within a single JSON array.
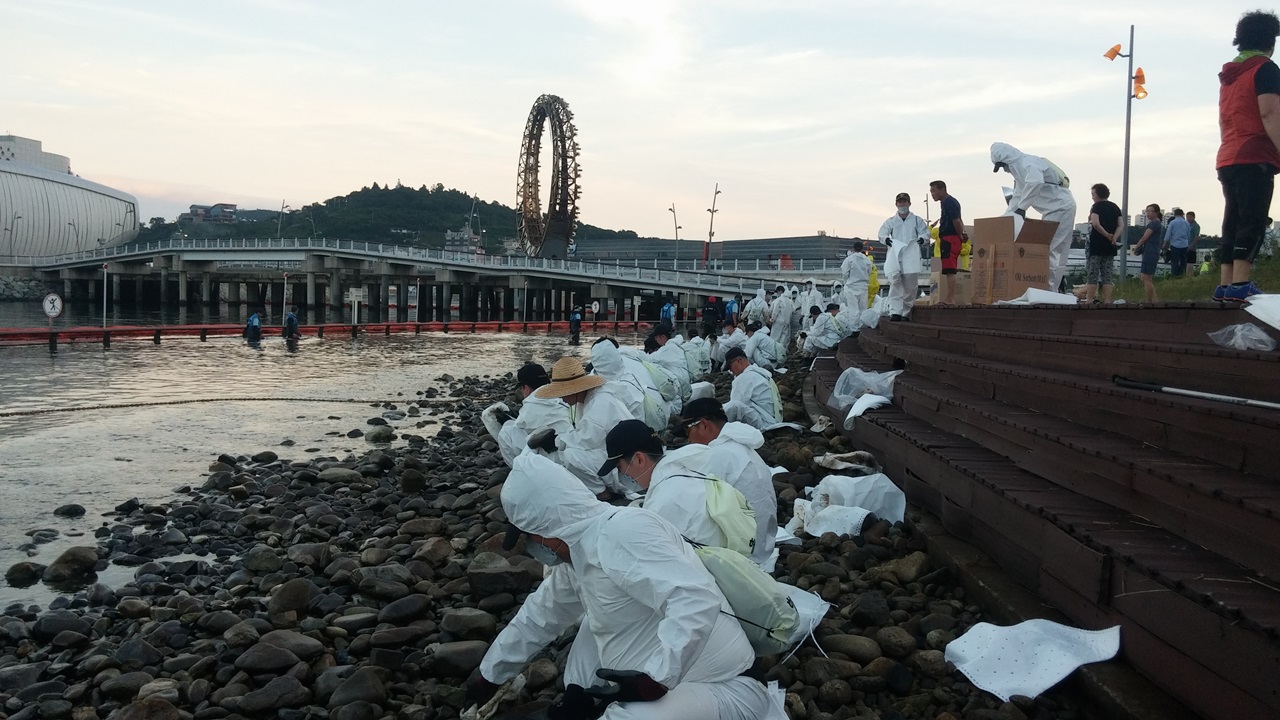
[[704, 183, 721, 268], [669, 204, 682, 269], [102, 263, 109, 329], [1105, 26, 1148, 280], [5, 213, 21, 259], [67, 221, 80, 245], [277, 201, 291, 238]]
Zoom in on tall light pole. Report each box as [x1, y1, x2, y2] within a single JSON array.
[[277, 201, 291, 238], [102, 262, 109, 329], [1105, 26, 1148, 280], [4, 213, 20, 259], [669, 204, 682, 268], [67, 221, 80, 245], [704, 183, 721, 266]]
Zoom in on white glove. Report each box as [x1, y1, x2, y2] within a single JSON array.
[[481, 402, 511, 439]]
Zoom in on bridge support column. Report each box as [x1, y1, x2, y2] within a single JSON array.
[[227, 280, 241, 306], [329, 272, 341, 309], [201, 273, 212, 306], [441, 283, 452, 321], [246, 282, 260, 308], [178, 271, 189, 305], [159, 270, 169, 305], [380, 275, 390, 318], [307, 273, 317, 309], [132, 278, 143, 305]]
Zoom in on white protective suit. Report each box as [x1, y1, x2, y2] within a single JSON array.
[[682, 335, 712, 380], [703, 422, 778, 566], [802, 312, 843, 355], [879, 211, 930, 318], [991, 142, 1077, 292], [767, 291, 795, 353], [744, 326, 781, 370], [592, 341, 667, 431], [710, 326, 747, 367], [650, 337, 692, 406], [788, 287, 805, 345], [643, 444, 756, 553], [480, 453, 769, 720], [798, 279, 825, 318], [557, 386, 636, 495], [483, 394, 573, 467], [840, 253, 872, 310], [742, 289, 768, 326], [724, 365, 783, 431]]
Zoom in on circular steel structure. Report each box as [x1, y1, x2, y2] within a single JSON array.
[[516, 94, 580, 258]]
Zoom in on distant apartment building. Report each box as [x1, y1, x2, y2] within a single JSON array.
[[179, 203, 238, 223], [444, 226, 482, 253]]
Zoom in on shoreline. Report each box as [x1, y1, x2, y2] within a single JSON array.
[[0, 364, 1092, 720]]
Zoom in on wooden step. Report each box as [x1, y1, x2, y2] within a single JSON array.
[[858, 332, 1280, 482], [875, 321, 1280, 404]]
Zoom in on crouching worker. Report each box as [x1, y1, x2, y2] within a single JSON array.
[[467, 452, 769, 720]]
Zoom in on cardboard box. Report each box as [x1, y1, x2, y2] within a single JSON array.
[[920, 270, 973, 306], [970, 216, 1056, 304]]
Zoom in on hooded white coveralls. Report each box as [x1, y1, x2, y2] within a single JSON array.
[[480, 453, 769, 720], [744, 326, 780, 370], [702, 422, 778, 566], [557, 386, 636, 495], [591, 341, 667, 431], [484, 394, 573, 467], [990, 142, 1077, 292], [798, 279, 825, 318], [742, 290, 768, 325], [802, 311, 843, 354], [724, 365, 783, 431], [710, 326, 747, 366], [788, 287, 804, 343], [766, 291, 795, 352], [879, 211, 930, 317], [642, 444, 755, 553], [840, 253, 872, 310], [649, 338, 692, 407]]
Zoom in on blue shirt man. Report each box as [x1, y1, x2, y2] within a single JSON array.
[[1165, 212, 1191, 249], [660, 301, 676, 323], [724, 296, 739, 322]]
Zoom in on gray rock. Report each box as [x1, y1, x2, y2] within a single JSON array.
[[117, 598, 151, 619], [440, 608, 496, 640], [364, 426, 395, 443], [878, 551, 930, 584], [820, 634, 882, 664], [377, 594, 431, 624], [33, 610, 91, 639], [332, 613, 379, 633], [849, 591, 892, 627], [432, 641, 489, 676], [234, 643, 301, 672], [259, 630, 325, 660], [914, 649, 950, 678], [42, 547, 99, 583], [53, 504, 86, 518], [268, 578, 313, 614], [874, 626, 917, 659], [398, 518, 443, 536], [317, 467, 362, 483], [0, 661, 49, 692], [241, 545, 282, 572], [115, 639, 164, 670], [467, 565, 534, 595], [525, 658, 559, 691], [327, 667, 386, 708], [5, 561, 46, 587], [116, 696, 180, 720], [137, 679, 180, 704], [330, 701, 382, 720], [100, 672, 155, 701], [238, 675, 311, 714], [286, 542, 330, 567], [223, 620, 260, 647]]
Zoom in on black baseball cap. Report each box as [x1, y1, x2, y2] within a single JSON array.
[[516, 363, 550, 388], [895, 192, 911, 203], [652, 325, 672, 339], [681, 397, 728, 427], [826, 302, 840, 312], [746, 321, 763, 332], [598, 419, 663, 476], [724, 347, 748, 363]]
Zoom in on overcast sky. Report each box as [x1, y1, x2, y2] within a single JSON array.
[[1, 0, 1263, 241]]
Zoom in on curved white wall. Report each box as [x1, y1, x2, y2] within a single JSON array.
[[1, 163, 139, 257]]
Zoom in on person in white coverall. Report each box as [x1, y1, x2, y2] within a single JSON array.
[[742, 289, 768, 326], [591, 338, 667, 431], [788, 286, 804, 346], [482, 363, 573, 467], [840, 242, 873, 310], [710, 317, 747, 371], [879, 192, 931, 321], [766, 284, 795, 352], [681, 398, 778, 567], [531, 356, 636, 497], [991, 141, 1077, 293], [598, 419, 756, 556], [722, 347, 783, 430], [468, 452, 769, 720], [798, 279, 825, 319], [743, 322, 780, 370], [802, 302, 844, 355], [648, 326, 692, 407]]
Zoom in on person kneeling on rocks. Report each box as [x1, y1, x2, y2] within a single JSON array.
[[483, 363, 573, 467], [467, 452, 769, 720], [598, 419, 757, 556], [722, 347, 783, 431]]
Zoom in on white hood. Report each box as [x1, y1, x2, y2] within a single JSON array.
[[589, 341, 626, 381], [990, 141, 1024, 168], [718, 421, 764, 450], [502, 452, 608, 546]]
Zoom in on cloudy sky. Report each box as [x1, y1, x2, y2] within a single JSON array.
[[0, 0, 1261, 241]]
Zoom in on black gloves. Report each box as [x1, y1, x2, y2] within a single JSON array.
[[917, 237, 927, 247], [584, 669, 668, 703], [527, 428, 558, 452], [883, 238, 893, 247], [492, 408, 515, 425], [464, 668, 499, 707], [546, 684, 598, 720]]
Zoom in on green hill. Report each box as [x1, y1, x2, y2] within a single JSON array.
[[139, 183, 646, 253]]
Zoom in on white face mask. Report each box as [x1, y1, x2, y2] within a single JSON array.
[[897, 205, 910, 216], [527, 541, 563, 567]]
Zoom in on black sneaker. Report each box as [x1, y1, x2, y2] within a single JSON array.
[[890, 314, 903, 322]]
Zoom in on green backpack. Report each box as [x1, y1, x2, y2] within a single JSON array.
[[703, 476, 757, 557], [689, 540, 799, 656]]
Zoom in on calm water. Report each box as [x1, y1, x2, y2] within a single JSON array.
[[0, 299, 624, 606]]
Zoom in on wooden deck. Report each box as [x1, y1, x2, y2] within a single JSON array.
[[808, 303, 1280, 720]]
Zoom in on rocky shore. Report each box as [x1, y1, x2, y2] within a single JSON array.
[[0, 364, 1089, 720], [0, 276, 57, 302]]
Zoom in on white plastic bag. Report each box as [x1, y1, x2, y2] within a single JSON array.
[[829, 367, 902, 412], [803, 505, 873, 536], [844, 394, 890, 430], [807, 473, 906, 523], [1207, 322, 1277, 352], [1242, 295, 1280, 331]]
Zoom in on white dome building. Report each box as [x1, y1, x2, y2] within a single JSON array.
[[1, 135, 139, 258]]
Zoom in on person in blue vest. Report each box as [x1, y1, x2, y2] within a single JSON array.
[[569, 305, 583, 339], [282, 306, 301, 340], [723, 295, 739, 326], [243, 308, 264, 344], [660, 297, 677, 325]]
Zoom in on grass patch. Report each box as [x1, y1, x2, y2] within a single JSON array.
[[1110, 255, 1278, 302]]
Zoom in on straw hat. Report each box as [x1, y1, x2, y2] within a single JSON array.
[[534, 356, 605, 399]]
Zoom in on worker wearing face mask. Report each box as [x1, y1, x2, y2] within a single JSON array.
[[528, 356, 636, 498], [482, 362, 573, 467], [878, 192, 931, 321], [468, 452, 769, 720]]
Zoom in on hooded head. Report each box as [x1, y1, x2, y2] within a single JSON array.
[[502, 453, 607, 547], [789, 285, 799, 298], [754, 289, 766, 302], [990, 142, 1022, 173], [804, 277, 817, 290], [589, 337, 626, 380]]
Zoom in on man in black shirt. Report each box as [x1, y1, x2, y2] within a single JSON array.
[[1084, 183, 1122, 304], [929, 180, 967, 305]]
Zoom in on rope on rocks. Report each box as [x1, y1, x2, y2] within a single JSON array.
[[0, 395, 501, 418]]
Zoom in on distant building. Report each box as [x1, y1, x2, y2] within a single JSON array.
[[444, 226, 482, 253], [1, 135, 139, 255], [179, 203, 238, 224]]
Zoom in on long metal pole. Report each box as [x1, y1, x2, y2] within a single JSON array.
[[670, 204, 680, 269], [1119, 24, 1134, 280], [102, 264, 108, 328], [704, 183, 720, 266]]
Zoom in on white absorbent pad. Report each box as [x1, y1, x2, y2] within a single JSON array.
[[1243, 294, 1280, 332], [944, 620, 1120, 701]]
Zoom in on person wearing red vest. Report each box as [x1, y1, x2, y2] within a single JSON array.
[[1216, 10, 1280, 302]]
